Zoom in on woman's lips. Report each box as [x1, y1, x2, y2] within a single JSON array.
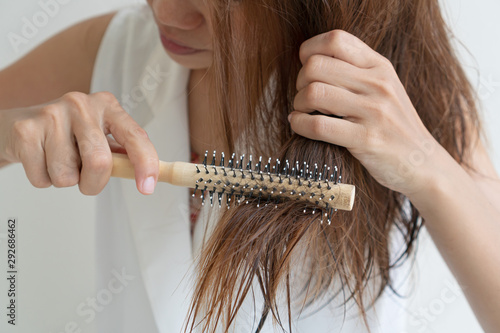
[[160, 34, 203, 55]]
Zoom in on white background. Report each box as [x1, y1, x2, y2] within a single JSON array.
[[0, 0, 498, 332]]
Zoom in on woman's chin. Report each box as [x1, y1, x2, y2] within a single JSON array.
[[163, 49, 213, 70]]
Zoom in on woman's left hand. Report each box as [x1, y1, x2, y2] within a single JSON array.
[[289, 30, 444, 196]]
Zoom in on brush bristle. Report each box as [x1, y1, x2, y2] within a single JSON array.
[[190, 151, 354, 224]]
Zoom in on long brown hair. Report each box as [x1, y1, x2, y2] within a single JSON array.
[[185, 0, 480, 332]]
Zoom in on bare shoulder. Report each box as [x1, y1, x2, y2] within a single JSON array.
[[81, 13, 117, 68], [0, 12, 116, 110]]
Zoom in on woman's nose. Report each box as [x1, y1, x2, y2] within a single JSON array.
[[151, 0, 205, 31]]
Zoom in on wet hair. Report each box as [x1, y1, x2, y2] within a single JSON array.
[[185, 0, 481, 332]]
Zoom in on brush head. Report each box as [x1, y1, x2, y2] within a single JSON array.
[[111, 151, 355, 224], [189, 151, 355, 224]]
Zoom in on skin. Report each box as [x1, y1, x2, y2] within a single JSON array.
[[290, 30, 500, 332], [0, 0, 499, 331], [0, 13, 160, 195]]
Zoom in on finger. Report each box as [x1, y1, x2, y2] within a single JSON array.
[[299, 30, 384, 69], [294, 82, 367, 119], [106, 135, 127, 154], [8, 113, 52, 188], [45, 131, 81, 188], [103, 106, 159, 195], [296, 55, 366, 93], [55, 92, 112, 195], [288, 111, 362, 149], [18, 146, 52, 188], [73, 123, 113, 196]]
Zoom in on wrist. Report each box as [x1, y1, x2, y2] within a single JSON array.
[[405, 146, 468, 217]]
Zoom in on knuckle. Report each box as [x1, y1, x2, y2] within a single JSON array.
[[364, 100, 386, 119], [304, 82, 325, 103], [85, 152, 112, 173], [309, 116, 328, 138], [78, 184, 100, 196], [29, 175, 52, 188], [380, 57, 395, 70], [77, 130, 107, 156], [23, 170, 52, 188], [128, 126, 149, 140], [94, 91, 116, 101], [107, 111, 133, 135], [62, 91, 89, 107], [93, 91, 120, 106], [379, 82, 397, 98], [12, 118, 36, 142], [298, 42, 308, 63], [49, 155, 81, 188], [304, 55, 324, 76], [132, 155, 159, 177], [143, 155, 159, 171], [39, 105, 63, 125], [370, 74, 395, 96], [324, 29, 345, 46], [293, 92, 300, 110], [62, 92, 92, 118], [288, 113, 298, 129], [364, 127, 385, 151], [52, 172, 79, 188], [109, 108, 130, 123]]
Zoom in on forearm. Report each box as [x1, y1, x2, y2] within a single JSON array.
[[408, 148, 500, 333]]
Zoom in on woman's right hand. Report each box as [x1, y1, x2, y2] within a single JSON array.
[[0, 91, 159, 195]]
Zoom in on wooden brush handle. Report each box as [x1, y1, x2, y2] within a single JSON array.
[[111, 153, 355, 211], [111, 152, 195, 187]]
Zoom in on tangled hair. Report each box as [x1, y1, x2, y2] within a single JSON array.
[[185, 0, 480, 332]]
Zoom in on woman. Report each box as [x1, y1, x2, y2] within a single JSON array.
[[0, 0, 499, 332]]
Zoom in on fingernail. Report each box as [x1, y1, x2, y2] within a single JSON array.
[[142, 176, 155, 194]]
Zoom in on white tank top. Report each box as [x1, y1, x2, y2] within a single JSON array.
[[90, 5, 409, 333]]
